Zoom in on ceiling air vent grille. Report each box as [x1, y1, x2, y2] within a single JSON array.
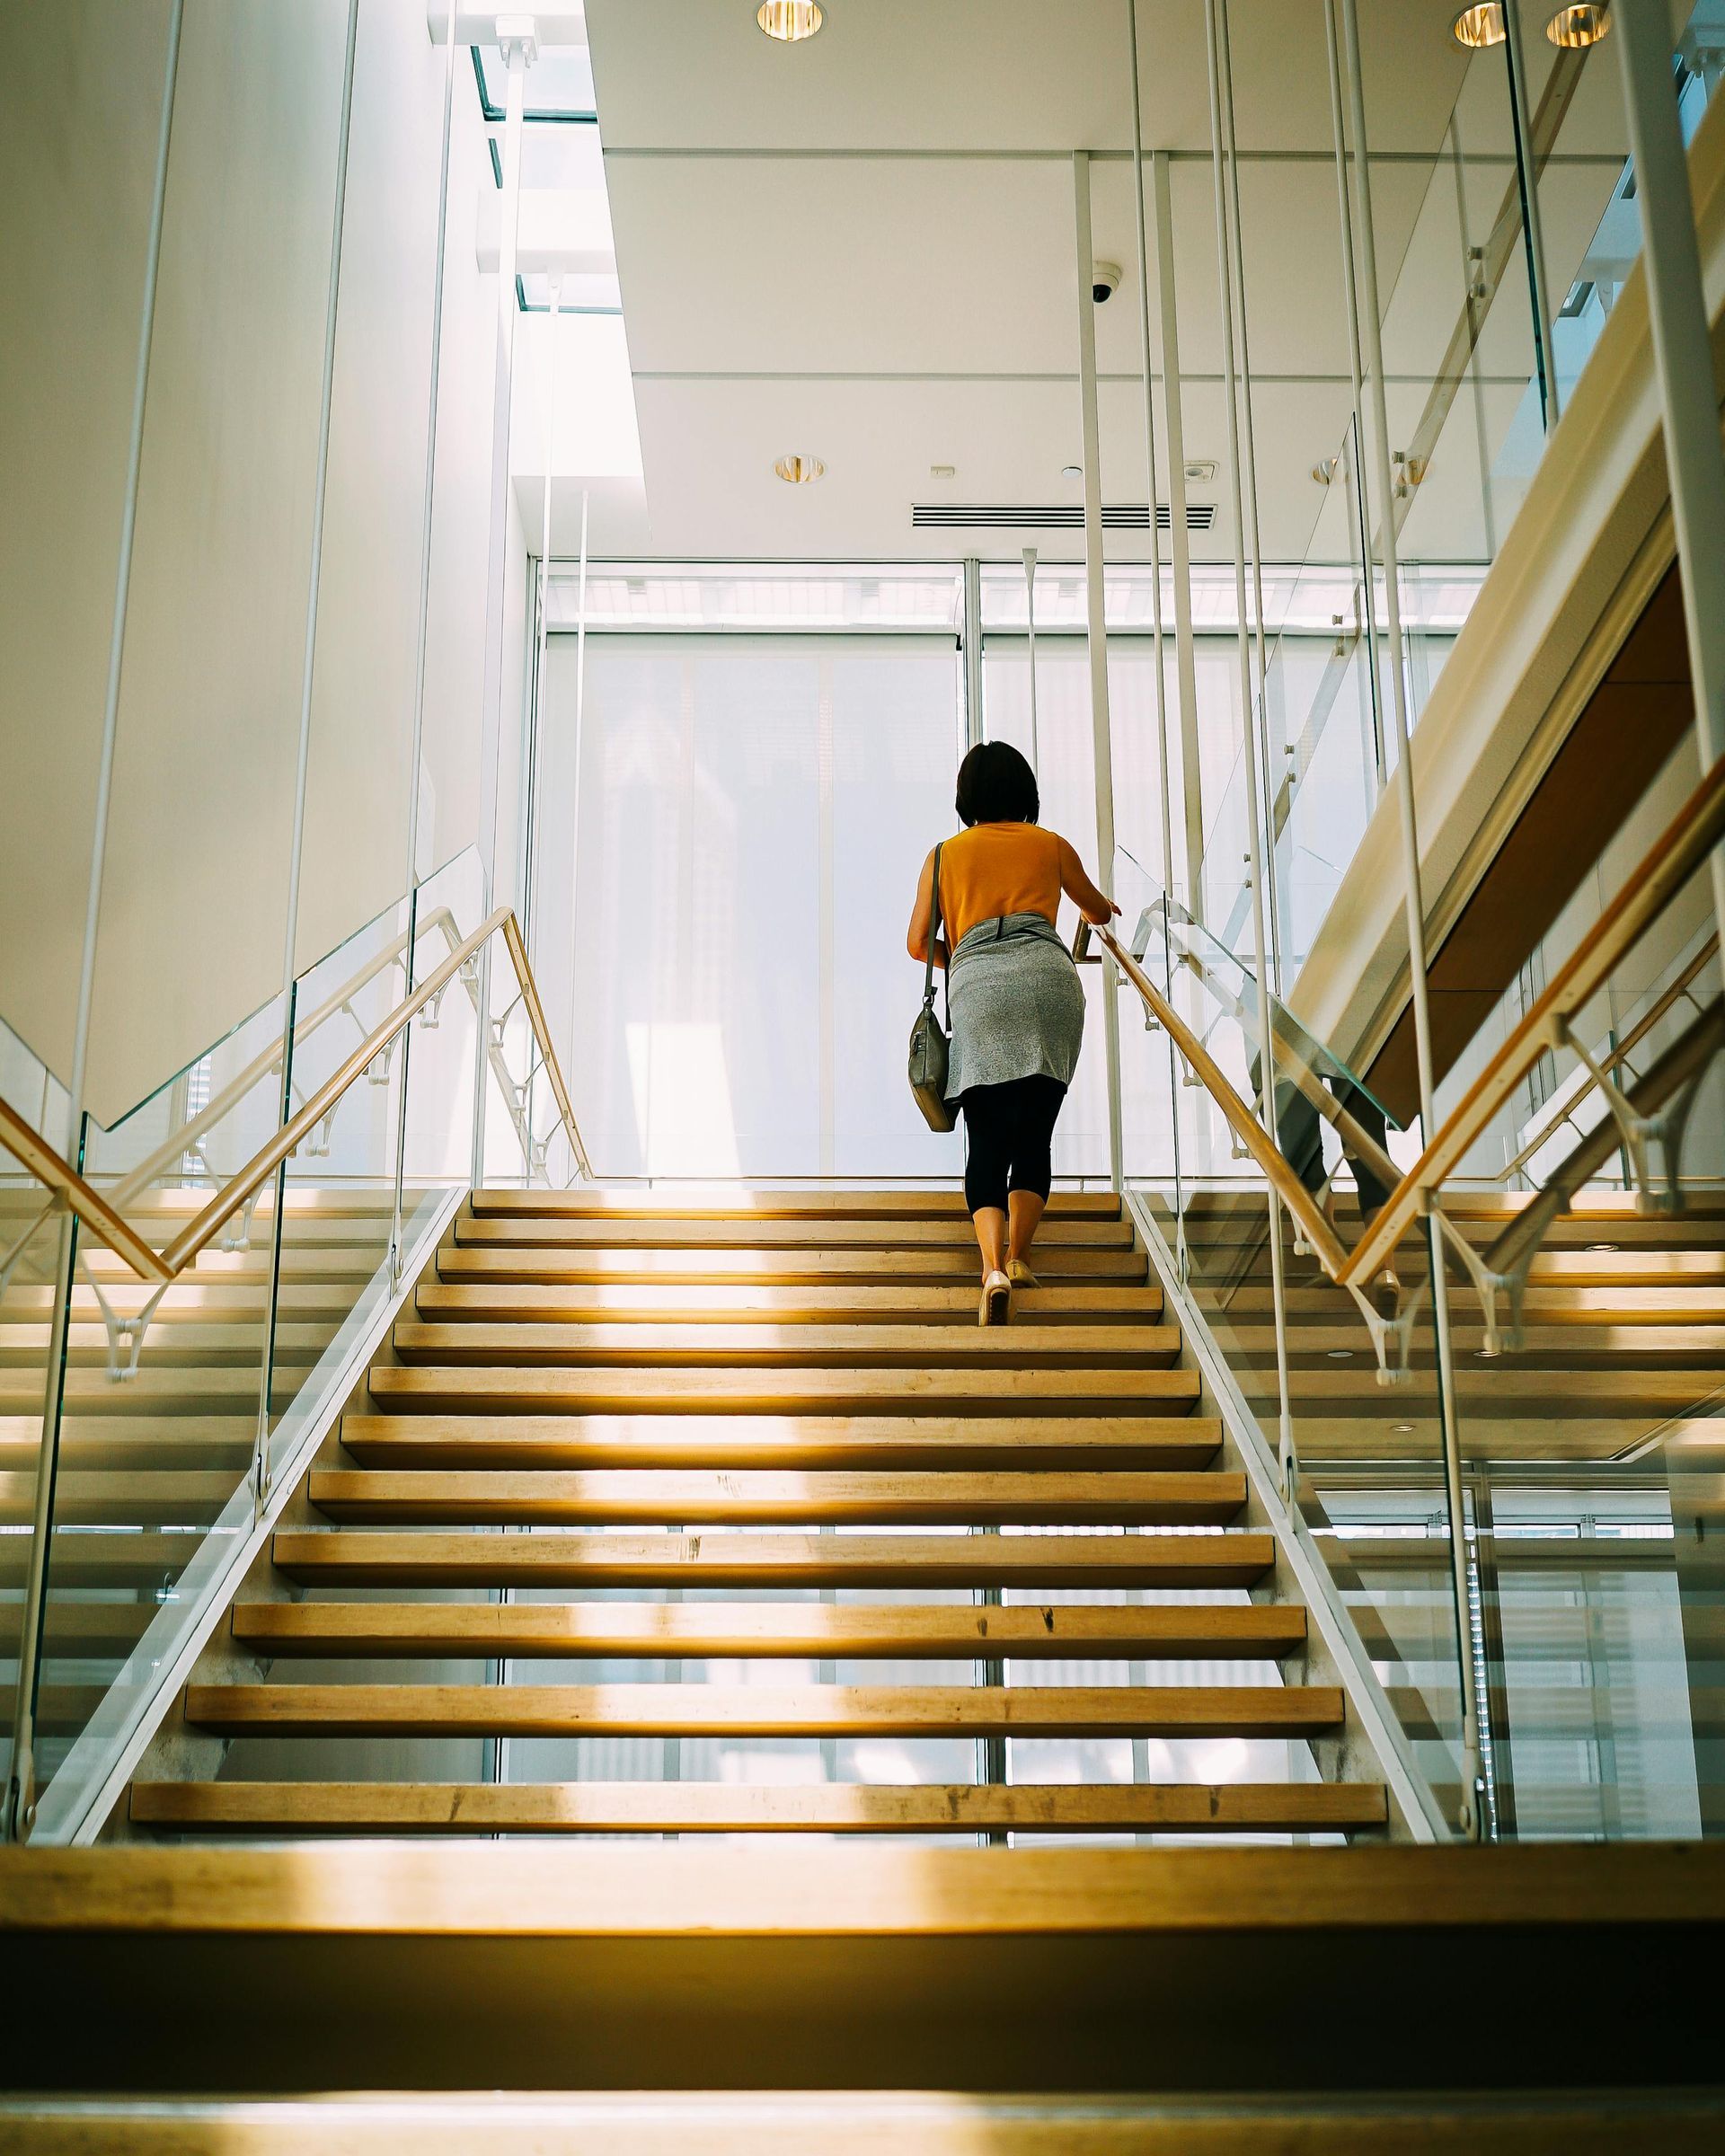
[[910, 502, 1216, 532]]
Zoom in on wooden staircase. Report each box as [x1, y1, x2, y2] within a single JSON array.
[[128, 1187, 1390, 1840]]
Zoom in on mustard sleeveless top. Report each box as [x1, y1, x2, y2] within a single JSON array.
[[938, 823, 1062, 949]]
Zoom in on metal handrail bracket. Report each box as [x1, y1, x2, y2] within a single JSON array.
[[0, 905, 588, 1295]]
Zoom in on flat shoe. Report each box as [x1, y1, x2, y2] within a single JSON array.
[[978, 1269, 1013, 1326], [1005, 1259, 1039, 1288]]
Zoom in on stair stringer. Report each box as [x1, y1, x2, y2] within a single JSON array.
[[1125, 1190, 1447, 1842]]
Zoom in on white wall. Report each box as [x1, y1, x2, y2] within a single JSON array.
[[0, 0, 177, 1089], [0, 1, 513, 1130], [85, 0, 349, 1125]]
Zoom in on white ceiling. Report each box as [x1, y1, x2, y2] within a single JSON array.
[[578, 0, 1626, 566]]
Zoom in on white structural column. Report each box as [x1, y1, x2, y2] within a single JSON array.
[[1616, 0, 1725, 901], [1152, 153, 1206, 917], [1336, 0, 1482, 1839], [1073, 151, 1125, 1194], [1201, 0, 1295, 1500], [471, 14, 535, 1188], [962, 557, 985, 748], [1126, 0, 1176, 910], [7, 0, 187, 1844]]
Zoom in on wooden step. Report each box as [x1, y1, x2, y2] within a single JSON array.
[[0, 1532, 213, 1589], [1279, 1412, 1703, 1462], [1227, 1321, 1725, 1369], [271, 1529, 1277, 1589], [180, 1680, 1343, 1739], [414, 1280, 1164, 1325], [228, 1597, 1307, 1660], [2, 2090, 1713, 2152], [130, 1778, 1376, 1835], [0, 1469, 234, 1527], [0, 1321, 330, 1369], [471, 1188, 1122, 1221], [438, 1244, 1150, 1286], [336, 1412, 1225, 1471], [1253, 1366, 1722, 1416], [367, 1366, 1203, 1417], [305, 1468, 1248, 1528], [8, 1844, 1723, 2101], [456, 1216, 1137, 1250], [389, 1321, 1182, 1371]]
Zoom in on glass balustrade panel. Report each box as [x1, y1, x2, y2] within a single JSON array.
[[24, 985, 292, 1827]]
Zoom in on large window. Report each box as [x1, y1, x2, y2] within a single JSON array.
[[533, 631, 963, 1178]]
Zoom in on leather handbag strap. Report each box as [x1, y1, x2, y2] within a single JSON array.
[[923, 843, 944, 1012]]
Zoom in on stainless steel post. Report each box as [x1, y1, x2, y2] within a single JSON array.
[[1074, 150, 1126, 1194], [1504, 0, 1564, 429], [471, 15, 535, 1191], [1338, 0, 1483, 1837], [1127, 0, 1178, 909], [520, 270, 563, 1179], [1152, 152, 1206, 916], [1213, 0, 1283, 986], [1322, 0, 1389, 795], [1202, 0, 1296, 1501], [255, 0, 360, 1520], [392, 0, 460, 1283]]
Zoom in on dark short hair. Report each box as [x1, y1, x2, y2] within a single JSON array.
[[955, 741, 1039, 826]]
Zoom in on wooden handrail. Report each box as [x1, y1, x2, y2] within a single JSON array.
[[1340, 751, 1725, 1289], [1097, 925, 1352, 1278], [107, 903, 465, 1210], [0, 906, 587, 1288], [0, 1097, 171, 1283]]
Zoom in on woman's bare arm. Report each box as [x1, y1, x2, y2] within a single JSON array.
[[1056, 835, 1120, 926], [907, 847, 950, 966]]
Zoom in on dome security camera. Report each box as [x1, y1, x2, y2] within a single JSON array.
[[1092, 261, 1122, 304]]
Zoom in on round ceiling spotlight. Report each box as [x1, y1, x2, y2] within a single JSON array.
[[774, 453, 825, 483], [1451, 4, 1506, 47], [757, 2, 824, 40], [1060, 464, 1084, 480], [1547, 4, 1610, 47]]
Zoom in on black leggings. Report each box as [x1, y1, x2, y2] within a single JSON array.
[[960, 1074, 1068, 1217]]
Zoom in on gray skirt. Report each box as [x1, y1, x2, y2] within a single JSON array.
[[944, 913, 1086, 1100]]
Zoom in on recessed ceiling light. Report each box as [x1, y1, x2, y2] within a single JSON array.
[[1327, 1348, 1354, 1359], [1588, 1241, 1619, 1252], [1546, 4, 1610, 47], [774, 453, 825, 483], [1313, 457, 1338, 485], [757, 1, 823, 40], [1061, 464, 1084, 480], [1452, 4, 1506, 47], [1391, 1422, 1416, 1435]]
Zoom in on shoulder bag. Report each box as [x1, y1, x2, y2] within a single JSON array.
[[908, 841, 958, 1131]]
